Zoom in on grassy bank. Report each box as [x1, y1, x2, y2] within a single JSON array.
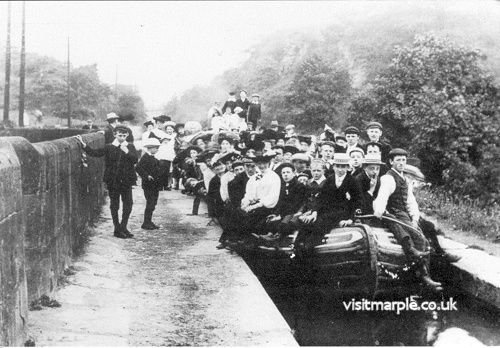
[[415, 186, 500, 240]]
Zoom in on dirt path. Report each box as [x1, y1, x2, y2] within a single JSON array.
[[27, 189, 297, 346]]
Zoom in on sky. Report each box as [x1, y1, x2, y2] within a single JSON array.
[[0, 1, 498, 110]]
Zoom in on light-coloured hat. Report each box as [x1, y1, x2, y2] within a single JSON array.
[[234, 106, 243, 113], [291, 153, 311, 163], [143, 138, 161, 148], [106, 112, 120, 121], [285, 124, 295, 131], [363, 153, 384, 166], [348, 147, 365, 156], [270, 120, 279, 127], [333, 153, 351, 165], [165, 121, 176, 128]]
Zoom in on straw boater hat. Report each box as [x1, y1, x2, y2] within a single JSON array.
[[142, 138, 161, 148], [291, 153, 311, 164], [333, 153, 351, 165], [363, 153, 384, 166]]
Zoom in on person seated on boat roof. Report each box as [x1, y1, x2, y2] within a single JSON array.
[[296, 153, 364, 249], [354, 153, 385, 221], [239, 151, 281, 241], [404, 164, 461, 263], [255, 163, 310, 245], [373, 148, 443, 291]]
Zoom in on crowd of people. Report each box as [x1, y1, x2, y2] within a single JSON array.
[[76, 97, 461, 293]]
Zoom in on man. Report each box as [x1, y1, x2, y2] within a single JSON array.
[[298, 135, 312, 154], [221, 91, 237, 114], [365, 141, 389, 174], [82, 119, 98, 131], [373, 148, 442, 291], [247, 93, 262, 130], [284, 124, 297, 140], [354, 153, 384, 216], [270, 145, 284, 171], [75, 126, 138, 238], [319, 141, 335, 177], [365, 121, 392, 164], [291, 152, 311, 176], [240, 151, 281, 239], [349, 147, 365, 178], [334, 134, 348, 153], [103, 112, 132, 144], [207, 160, 227, 226], [344, 126, 364, 154], [298, 153, 363, 248], [235, 89, 251, 120], [258, 163, 309, 244]]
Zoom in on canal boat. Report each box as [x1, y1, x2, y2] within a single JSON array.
[[244, 216, 423, 298]]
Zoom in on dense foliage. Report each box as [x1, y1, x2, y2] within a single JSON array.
[[0, 53, 146, 123]]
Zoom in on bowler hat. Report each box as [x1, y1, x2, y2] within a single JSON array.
[[219, 152, 241, 163], [333, 153, 351, 165], [254, 150, 275, 163], [344, 126, 360, 135], [298, 135, 312, 145], [143, 120, 154, 127], [283, 145, 299, 155]]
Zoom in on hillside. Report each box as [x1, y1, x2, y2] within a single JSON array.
[[164, 1, 500, 129]]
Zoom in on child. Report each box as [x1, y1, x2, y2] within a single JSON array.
[[75, 126, 138, 238], [136, 138, 162, 230]]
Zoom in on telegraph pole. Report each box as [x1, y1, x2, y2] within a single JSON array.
[[67, 36, 71, 128], [19, 1, 26, 127], [3, 1, 12, 122]]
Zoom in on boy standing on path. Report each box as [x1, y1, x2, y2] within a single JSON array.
[[136, 138, 162, 230], [75, 126, 138, 239]]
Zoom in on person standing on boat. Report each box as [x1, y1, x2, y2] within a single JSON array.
[[373, 148, 443, 291], [364, 121, 392, 164]]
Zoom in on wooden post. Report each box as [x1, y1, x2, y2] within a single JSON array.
[[18, 1, 26, 127], [3, 1, 12, 122]]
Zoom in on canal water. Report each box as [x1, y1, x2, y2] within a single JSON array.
[[252, 274, 500, 346]]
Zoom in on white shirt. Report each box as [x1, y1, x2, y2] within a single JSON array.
[[155, 133, 176, 161], [220, 171, 236, 202], [241, 169, 281, 209], [309, 175, 326, 186], [211, 116, 227, 131], [373, 168, 420, 220], [335, 174, 347, 188]]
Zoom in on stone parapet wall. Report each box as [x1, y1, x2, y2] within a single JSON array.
[[0, 132, 105, 345]]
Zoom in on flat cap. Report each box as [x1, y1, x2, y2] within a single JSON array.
[[344, 126, 360, 135], [389, 148, 408, 158], [106, 112, 120, 121], [366, 121, 383, 130]]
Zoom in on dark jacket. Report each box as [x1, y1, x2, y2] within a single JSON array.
[[222, 99, 237, 114], [84, 142, 138, 189], [104, 124, 134, 144], [247, 103, 261, 124], [354, 170, 381, 215], [274, 178, 309, 217], [207, 175, 224, 218], [235, 98, 250, 119], [135, 152, 161, 190], [228, 172, 250, 208], [314, 173, 363, 218]]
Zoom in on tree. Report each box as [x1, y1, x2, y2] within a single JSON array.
[[286, 54, 352, 132], [352, 33, 500, 202]]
